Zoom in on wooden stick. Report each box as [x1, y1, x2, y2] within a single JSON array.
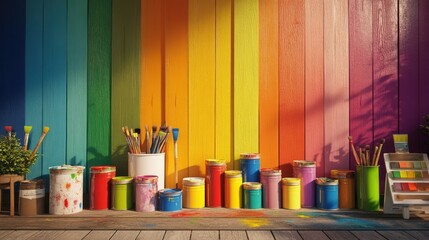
[[348, 136, 361, 165], [374, 138, 385, 166], [30, 126, 49, 160]]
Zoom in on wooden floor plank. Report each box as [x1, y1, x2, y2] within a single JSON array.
[[324, 231, 358, 240], [191, 230, 218, 240], [377, 231, 416, 240], [56, 230, 91, 240], [350, 231, 386, 240], [2, 230, 39, 240], [111, 230, 140, 240], [164, 231, 191, 240], [248, 230, 274, 240], [406, 231, 429, 240], [220, 231, 247, 240], [0, 231, 13, 238], [298, 231, 329, 240], [272, 231, 302, 240], [83, 230, 116, 240], [136, 231, 165, 240], [27, 230, 65, 240]]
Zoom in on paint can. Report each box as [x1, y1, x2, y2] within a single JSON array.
[[293, 160, 316, 207], [330, 170, 355, 209], [90, 166, 116, 210], [240, 153, 260, 183], [316, 178, 339, 210], [182, 177, 205, 209], [205, 159, 226, 207], [158, 188, 182, 211], [356, 166, 379, 211], [49, 165, 85, 215], [135, 175, 158, 212], [111, 176, 133, 210], [282, 178, 301, 210], [225, 170, 242, 209], [260, 168, 282, 209], [128, 153, 165, 189], [18, 179, 45, 216], [243, 182, 262, 209]]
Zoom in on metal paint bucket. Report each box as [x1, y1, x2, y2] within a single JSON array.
[[90, 166, 116, 210], [128, 153, 165, 189], [293, 160, 316, 207], [19, 179, 45, 216], [158, 188, 182, 211], [316, 178, 339, 210], [243, 182, 262, 209], [260, 168, 282, 209], [330, 170, 355, 209], [205, 159, 226, 207], [240, 153, 260, 183], [135, 175, 158, 212], [182, 177, 205, 209], [111, 176, 133, 210], [357, 166, 379, 211], [282, 178, 301, 210], [225, 170, 242, 209]]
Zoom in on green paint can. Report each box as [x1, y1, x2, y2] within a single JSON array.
[[356, 166, 379, 211], [111, 176, 133, 210], [243, 182, 262, 209]]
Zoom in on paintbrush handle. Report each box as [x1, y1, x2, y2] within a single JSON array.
[[174, 142, 178, 188], [374, 143, 384, 166], [23, 133, 30, 151], [30, 133, 46, 160]]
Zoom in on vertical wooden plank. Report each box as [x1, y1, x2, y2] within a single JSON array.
[[0, 0, 25, 139], [259, 0, 279, 170], [299, 231, 329, 240], [57, 230, 91, 240], [110, 230, 140, 240], [220, 231, 248, 240], [247, 231, 275, 240], [373, 0, 398, 190], [136, 231, 165, 240], [349, 0, 373, 170], [87, 0, 112, 170], [164, 0, 189, 188], [83, 230, 115, 240], [305, 0, 325, 177], [215, 0, 233, 169], [26, 0, 44, 180], [164, 231, 191, 240], [43, 0, 67, 178], [272, 231, 302, 240], [324, 0, 349, 175], [398, 0, 419, 152], [234, 0, 259, 170], [279, 0, 305, 176], [188, 0, 216, 176], [191, 231, 218, 240], [67, 0, 87, 191], [419, 0, 429, 153], [141, 0, 163, 132], [111, 0, 141, 175]]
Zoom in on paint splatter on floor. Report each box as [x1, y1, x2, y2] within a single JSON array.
[[240, 218, 269, 228], [170, 211, 200, 217]]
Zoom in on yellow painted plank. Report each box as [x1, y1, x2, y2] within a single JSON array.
[[164, 0, 189, 188], [233, 0, 259, 170], [188, 0, 216, 176], [215, 0, 233, 169]]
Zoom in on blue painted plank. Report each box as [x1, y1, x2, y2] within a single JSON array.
[[25, 0, 44, 180]]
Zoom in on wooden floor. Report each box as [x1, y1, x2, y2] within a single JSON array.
[[1, 208, 429, 239]]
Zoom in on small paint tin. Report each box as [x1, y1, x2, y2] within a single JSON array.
[[111, 176, 134, 210], [282, 178, 301, 210], [158, 188, 182, 211], [240, 153, 261, 183], [90, 166, 116, 210], [205, 159, 226, 207], [293, 160, 316, 207], [225, 170, 243, 209], [243, 182, 262, 209], [260, 168, 282, 209], [19, 179, 45, 216], [316, 178, 339, 210], [183, 177, 205, 209], [330, 170, 355, 209], [135, 175, 158, 212]]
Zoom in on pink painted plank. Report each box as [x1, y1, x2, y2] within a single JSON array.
[[399, 0, 419, 152], [349, 0, 373, 169], [419, 0, 429, 153]]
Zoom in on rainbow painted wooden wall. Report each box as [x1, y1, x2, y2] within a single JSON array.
[[1, 0, 429, 191]]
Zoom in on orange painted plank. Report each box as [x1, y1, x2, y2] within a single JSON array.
[[140, 0, 163, 138], [324, 0, 349, 175], [259, 0, 279, 170], [164, 0, 189, 188], [304, 0, 324, 177], [279, 0, 305, 176]]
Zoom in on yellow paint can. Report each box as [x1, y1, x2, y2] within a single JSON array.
[[182, 177, 205, 209], [282, 178, 301, 210], [225, 170, 242, 208]]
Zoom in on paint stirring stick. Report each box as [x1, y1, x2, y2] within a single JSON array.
[[172, 128, 179, 188], [4, 126, 12, 140], [30, 126, 49, 160], [23, 125, 32, 151]]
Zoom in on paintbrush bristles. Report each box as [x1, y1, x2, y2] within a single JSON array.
[[30, 126, 49, 160]]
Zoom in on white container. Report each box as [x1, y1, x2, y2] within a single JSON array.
[[49, 165, 85, 215], [128, 153, 165, 189]]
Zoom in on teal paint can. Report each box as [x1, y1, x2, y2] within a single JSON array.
[[243, 182, 262, 209]]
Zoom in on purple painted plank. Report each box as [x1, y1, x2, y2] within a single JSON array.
[[419, 0, 429, 154]]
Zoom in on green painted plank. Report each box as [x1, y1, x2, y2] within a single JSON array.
[[111, 0, 141, 176]]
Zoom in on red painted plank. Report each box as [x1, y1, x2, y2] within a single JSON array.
[[399, 0, 419, 152], [419, 0, 429, 153], [279, 0, 305, 176], [349, 0, 373, 169]]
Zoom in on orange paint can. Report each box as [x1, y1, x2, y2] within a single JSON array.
[[330, 170, 355, 209]]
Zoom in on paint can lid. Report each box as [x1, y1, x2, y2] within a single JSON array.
[[260, 168, 282, 176], [316, 178, 338, 185], [293, 160, 315, 167], [282, 177, 300, 186], [330, 170, 354, 179], [90, 166, 116, 174], [225, 170, 242, 178], [135, 175, 158, 184], [243, 182, 262, 190], [183, 177, 205, 186], [49, 165, 85, 174], [205, 159, 226, 166], [112, 176, 134, 184], [158, 188, 182, 197], [240, 153, 260, 159], [19, 179, 45, 190]]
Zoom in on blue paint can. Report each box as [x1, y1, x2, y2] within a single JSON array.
[[316, 178, 338, 210], [240, 153, 260, 182], [158, 188, 182, 211]]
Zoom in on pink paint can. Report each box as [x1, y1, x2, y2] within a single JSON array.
[[293, 160, 316, 208], [135, 175, 158, 212], [260, 168, 282, 209]]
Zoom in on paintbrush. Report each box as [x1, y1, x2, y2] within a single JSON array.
[[371, 146, 379, 166], [23, 125, 32, 151], [4, 126, 12, 140], [122, 127, 133, 153], [172, 128, 179, 188], [30, 126, 49, 160], [374, 138, 386, 166], [348, 136, 361, 165], [150, 125, 157, 153], [135, 128, 142, 152], [145, 125, 150, 153], [154, 131, 167, 153], [365, 145, 370, 166]]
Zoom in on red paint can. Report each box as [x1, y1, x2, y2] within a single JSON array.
[[90, 166, 116, 210], [205, 159, 226, 207]]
